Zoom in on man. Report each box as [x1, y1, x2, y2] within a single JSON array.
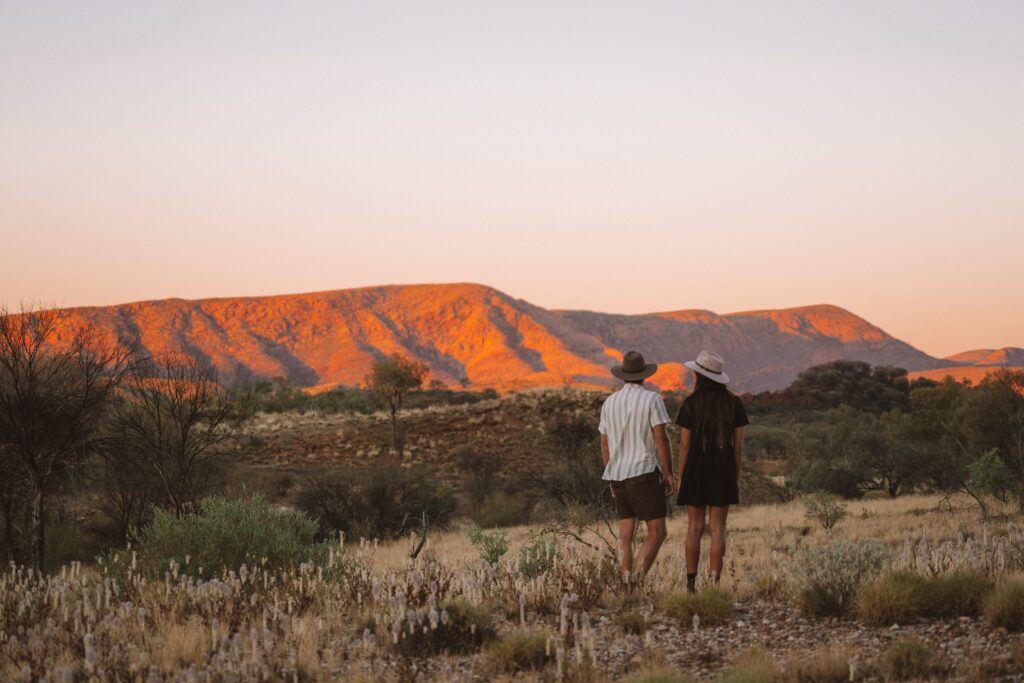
[[599, 350, 675, 578]]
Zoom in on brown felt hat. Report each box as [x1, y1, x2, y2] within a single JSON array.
[[611, 350, 658, 381]]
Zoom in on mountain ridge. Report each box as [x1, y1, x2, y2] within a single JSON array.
[[44, 282, 955, 392]]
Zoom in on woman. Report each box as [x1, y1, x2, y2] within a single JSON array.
[[674, 350, 749, 593]]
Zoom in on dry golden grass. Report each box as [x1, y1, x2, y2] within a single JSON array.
[[2, 493, 1021, 682]]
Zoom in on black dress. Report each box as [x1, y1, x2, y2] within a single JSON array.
[[675, 391, 749, 507]]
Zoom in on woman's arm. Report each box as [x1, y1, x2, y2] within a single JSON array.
[[734, 426, 745, 483], [676, 428, 691, 483]]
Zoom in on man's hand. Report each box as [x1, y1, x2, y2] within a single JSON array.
[[663, 473, 675, 497]]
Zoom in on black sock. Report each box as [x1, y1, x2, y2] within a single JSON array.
[[686, 573, 697, 593], [713, 572, 721, 585]]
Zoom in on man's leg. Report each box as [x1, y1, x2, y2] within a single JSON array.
[[708, 505, 730, 583], [618, 516, 638, 575], [685, 506, 705, 592], [636, 517, 667, 575]]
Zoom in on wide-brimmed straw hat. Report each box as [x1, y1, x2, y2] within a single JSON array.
[[684, 350, 730, 384], [611, 350, 658, 381]]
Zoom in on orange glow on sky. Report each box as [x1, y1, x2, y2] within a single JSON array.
[[1, 2, 1021, 358]]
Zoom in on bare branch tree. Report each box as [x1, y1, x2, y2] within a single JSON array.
[[110, 352, 234, 517], [0, 306, 138, 571]]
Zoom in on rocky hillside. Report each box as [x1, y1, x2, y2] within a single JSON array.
[[228, 388, 792, 506], [46, 283, 948, 392]]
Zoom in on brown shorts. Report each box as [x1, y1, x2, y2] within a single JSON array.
[[610, 471, 667, 521]]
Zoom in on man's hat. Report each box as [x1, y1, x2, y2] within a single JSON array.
[[684, 350, 730, 384], [611, 350, 658, 381]]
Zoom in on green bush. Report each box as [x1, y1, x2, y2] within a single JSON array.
[[136, 495, 319, 576], [517, 535, 558, 580], [660, 587, 734, 626], [788, 539, 887, 616], [855, 571, 927, 626], [465, 523, 510, 565], [393, 598, 496, 656], [876, 639, 938, 681], [984, 579, 1024, 631], [483, 631, 551, 673], [801, 491, 848, 535]]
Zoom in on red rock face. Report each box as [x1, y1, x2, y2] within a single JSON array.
[[42, 283, 948, 392]]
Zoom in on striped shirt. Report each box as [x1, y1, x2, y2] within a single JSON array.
[[598, 382, 671, 481]]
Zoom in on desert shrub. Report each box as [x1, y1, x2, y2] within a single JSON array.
[[473, 491, 531, 528], [518, 535, 558, 580], [876, 639, 939, 681], [483, 631, 551, 673], [393, 598, 496, 656], [748, 572, 787, 602], [660, 587, 734, 626], [454, 446, 500, 513], [785, 646, 850, 683], [294, 471, 360, 539], [801, 491, 847, 535], [613, 610, 646, 635], [918, 572, 993, 617], [136, 495, 319, 577], [855, 571, 927, 626], [788, 539, 887, 616], [465, 523, 510, 565], [623, 668, 694, 683], [719, 647, 782, 683], [983, 579, 1024, 631], [356, 463, 457, 540]]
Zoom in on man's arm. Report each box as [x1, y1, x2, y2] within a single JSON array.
[[734, 426, 745, 483], [676, 428, 691, 483], [653, 424, 674, 495], [600, 433, 610, 467]]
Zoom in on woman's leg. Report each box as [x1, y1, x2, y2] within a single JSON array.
[[708, 505, 730, 582], [685, 506, 705, 591]]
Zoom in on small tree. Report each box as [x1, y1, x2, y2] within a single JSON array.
[[365, 354, 428, 450], [0, 306, 137, 570], [801, 491, 848, 535], [109, 352, 234, 518]]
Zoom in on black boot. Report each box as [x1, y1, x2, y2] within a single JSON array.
[[686, 573, 697, 594]]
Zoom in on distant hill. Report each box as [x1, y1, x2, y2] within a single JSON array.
[[908, 347, 1024, 385], [45, 283, 951, 392], [945, 347, 1024, 367]]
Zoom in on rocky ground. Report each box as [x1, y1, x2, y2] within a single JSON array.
[[341, 599, 1024, 682]]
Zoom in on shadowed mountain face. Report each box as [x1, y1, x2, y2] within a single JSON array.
[[47, 283, 950, 392]]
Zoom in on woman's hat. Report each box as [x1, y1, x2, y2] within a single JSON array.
[[684, 350, 730, 384], [611, 350, 658, 381]]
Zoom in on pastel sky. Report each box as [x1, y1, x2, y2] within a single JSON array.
[[1, 1, 1022, 358]]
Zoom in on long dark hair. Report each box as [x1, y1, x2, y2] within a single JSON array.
[[690, 373, 737, 450]]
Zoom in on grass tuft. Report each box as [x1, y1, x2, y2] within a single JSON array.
[[876, 638, 939, 681], [482, 631, 551, 673], [660, 587, 734, 626], [983, 579, 1024, 631], [717, 647, 782, 683], [855, 571, 927, 626], [784, 646, 850, 683], [623, 667, 694, 683], [613, 610, 647, 635]]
